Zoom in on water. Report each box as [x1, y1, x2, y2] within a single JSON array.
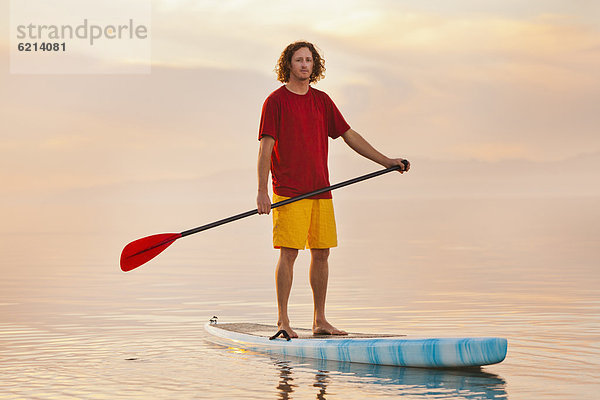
[[1, 197, 599, 399]]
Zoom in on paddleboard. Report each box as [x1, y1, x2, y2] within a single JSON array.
[[204, 322, 507, 368]]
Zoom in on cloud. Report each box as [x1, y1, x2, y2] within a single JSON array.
[[1, 2, 599, 197], [0, 44, 277, 193]]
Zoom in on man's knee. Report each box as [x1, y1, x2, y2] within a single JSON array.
[[280, 247, 299, 264], [310, 248, 330, 263]]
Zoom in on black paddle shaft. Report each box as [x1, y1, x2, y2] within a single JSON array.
[[180, 161, 408, 238]]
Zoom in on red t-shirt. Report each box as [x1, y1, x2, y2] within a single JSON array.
[[258, 85, 350, 199]]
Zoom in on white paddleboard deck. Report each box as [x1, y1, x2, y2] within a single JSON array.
[[205, 322, 507, 368]]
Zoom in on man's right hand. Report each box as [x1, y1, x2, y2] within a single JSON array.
[[257, 191, 272, 214]]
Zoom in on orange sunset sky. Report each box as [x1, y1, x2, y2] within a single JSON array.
[[1, 0, 599, 234]]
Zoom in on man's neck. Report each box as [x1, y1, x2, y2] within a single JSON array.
[[285, 79, 310, 95]]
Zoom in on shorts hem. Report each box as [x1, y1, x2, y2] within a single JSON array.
[[273, 243, 338, 250]]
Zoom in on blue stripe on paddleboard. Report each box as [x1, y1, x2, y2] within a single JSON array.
[[337, 339, 352, 362], [422, 339, 439, 367], [317, 341, 326, 361], [460, 338, 470, 365], [394, 341, 405, 366], [366, 340, 380, 365]]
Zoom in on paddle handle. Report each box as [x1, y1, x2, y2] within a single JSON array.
[[180, 162, 406, 238]]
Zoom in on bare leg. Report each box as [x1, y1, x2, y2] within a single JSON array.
[[276, 247, 299, 338], [310, 248, 347, 335]]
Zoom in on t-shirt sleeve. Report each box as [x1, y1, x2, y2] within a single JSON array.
[[326, 94, 351, 139], [258, 95, 279, 141]]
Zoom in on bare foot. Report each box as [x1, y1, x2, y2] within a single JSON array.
[[277, 323, 299, 338], [313, 320, 347, 335]]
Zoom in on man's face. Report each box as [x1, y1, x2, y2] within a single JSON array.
[[289, 47, 313, 82]]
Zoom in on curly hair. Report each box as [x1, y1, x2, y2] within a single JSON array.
[[275, 41, 326, 84]]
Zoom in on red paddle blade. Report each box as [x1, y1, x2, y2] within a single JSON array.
[[120, 233, 182, 272]]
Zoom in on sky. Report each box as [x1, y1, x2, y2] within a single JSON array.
[[1, 0, 599, 226]]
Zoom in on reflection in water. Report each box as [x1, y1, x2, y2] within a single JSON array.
[[272, 355, 507, 400], [275, 359, 330, 400], [275, 360, 297, 400], [313, 369, 329, 400]]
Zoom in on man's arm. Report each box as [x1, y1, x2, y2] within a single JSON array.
[[257, 136, 275, 214], [341, 129, 410, 172]]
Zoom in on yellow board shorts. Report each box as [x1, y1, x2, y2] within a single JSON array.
[[272, 194, 338, 250]]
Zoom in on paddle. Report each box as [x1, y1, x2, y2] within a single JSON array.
[[120, 161, 408, 272]]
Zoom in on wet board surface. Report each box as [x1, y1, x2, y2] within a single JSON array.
[[213, 323, 402, 339], [204, 322, 508, 368]]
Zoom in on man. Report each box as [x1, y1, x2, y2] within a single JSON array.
[[257, 41, 409, 338]]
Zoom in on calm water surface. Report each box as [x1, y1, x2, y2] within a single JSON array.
[[1, 198, 598, 399]]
